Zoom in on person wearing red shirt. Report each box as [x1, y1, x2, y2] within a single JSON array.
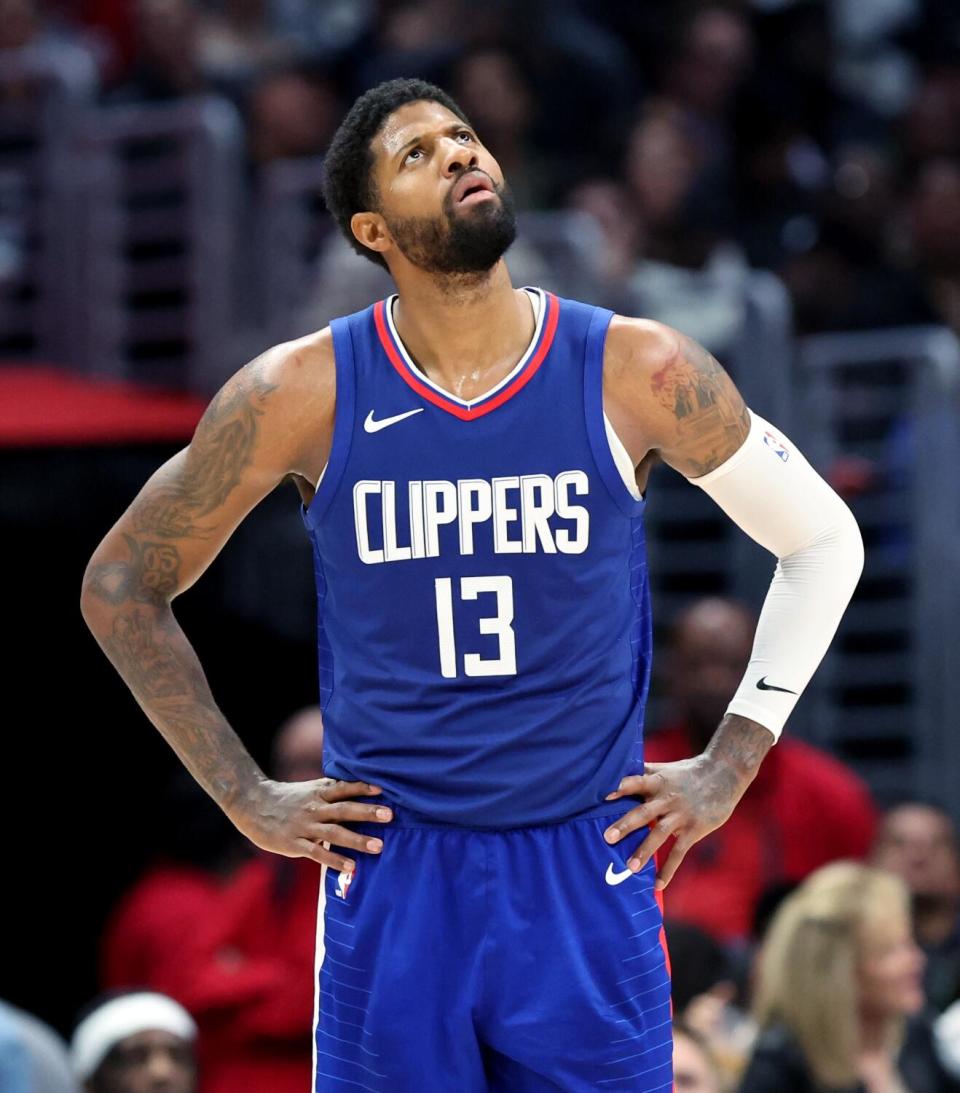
[[165, 707, 326, 1093], [100, 770, 250, 998], [101, 708, 326, 1093], [645, 597, 877, 944]]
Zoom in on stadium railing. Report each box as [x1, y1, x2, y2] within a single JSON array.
[[0, 49, 95, 364], [72, 95, 244, 392], [798, 325, 960, 811]]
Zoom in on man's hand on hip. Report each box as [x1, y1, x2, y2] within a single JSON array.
[[602, 758, 744, 890], [230, 777, 393, 873]]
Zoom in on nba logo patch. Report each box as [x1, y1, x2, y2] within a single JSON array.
[[335, 868, 354, 900], [763, 431, 790, 462]]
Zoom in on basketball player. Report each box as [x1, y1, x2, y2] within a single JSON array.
[[80, 79, 864, 1091]]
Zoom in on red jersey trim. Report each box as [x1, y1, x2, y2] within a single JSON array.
[[373, 291, 560, 421]]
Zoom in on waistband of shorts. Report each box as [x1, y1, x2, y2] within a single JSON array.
[[353, 795, 640, 832]]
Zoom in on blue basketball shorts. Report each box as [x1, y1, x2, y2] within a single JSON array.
[[310, 800, 674, 1092]]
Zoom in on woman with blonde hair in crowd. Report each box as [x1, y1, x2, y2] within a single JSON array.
[[739, 860, 959, 1092]]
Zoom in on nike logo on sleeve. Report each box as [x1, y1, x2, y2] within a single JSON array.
[[756, 677, 797, 694]]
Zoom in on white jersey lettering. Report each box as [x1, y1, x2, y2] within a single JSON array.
[[353, 471, 592, 564]]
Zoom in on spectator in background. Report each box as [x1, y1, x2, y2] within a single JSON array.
[[665, 922, 755, 1088], [0, 0, 43, 50], [448, 47, 551, 211], [69, 0, 137, 83], [161, 707, 326, 1093], [740, 861, 958, 1093], [0, 0, 100, 100], [70, 992, 197, 1093], [195, 0, 374, 79], [658, 0, 753, 206], [645, 597, 877, 946], [502, 0, 637, 184], [611, 100, 754, 355], [194, 0, 296, 91], [351, 0, 465, 94], [938, 1000, 960, 1083], [100, 770, 250, 997], [565, 177, 643, 304], [0, 1001, 31, 1093], [624, 100, 717, 271], [103, 0, 210, 104], [902, 155, 960, 334], [899, 67, 960, 166], [672, 1021, 723, 1093], [271, 705, 326, 783], [246, 62, 341, 166], [872, 800, 960, 1014], [774, 143, 936, 333], [0, 999, 78, 1092]]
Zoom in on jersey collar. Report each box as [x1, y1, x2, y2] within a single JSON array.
[[373, 287, 560, 421]]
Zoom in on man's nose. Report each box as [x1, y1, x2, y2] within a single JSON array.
[[146, 1047, 179, 1080], [441, 139, 479, 178]]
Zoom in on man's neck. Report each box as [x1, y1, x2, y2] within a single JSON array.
[[390, 261, 534, 401]]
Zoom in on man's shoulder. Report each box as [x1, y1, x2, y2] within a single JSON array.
[[247, 327, 336, 425], [603, 314, 681, 378], [212, 328, 336, 487], [268, 326, 336, 383]]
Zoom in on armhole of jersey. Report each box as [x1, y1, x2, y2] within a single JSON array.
[[604, 412, 643, 501], [301, 315, 356, 532], [583, 306, 645, 516]]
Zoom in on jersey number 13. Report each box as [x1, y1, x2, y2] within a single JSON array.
[[434, 576, 517, 678]]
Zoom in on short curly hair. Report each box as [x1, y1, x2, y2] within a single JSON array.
[[321, 78, 473, 270]]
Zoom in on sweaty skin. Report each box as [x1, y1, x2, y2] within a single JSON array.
[[80, 98, 772, 883]]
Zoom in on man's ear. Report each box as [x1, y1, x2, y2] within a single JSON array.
[[351, 211, 391, 258]]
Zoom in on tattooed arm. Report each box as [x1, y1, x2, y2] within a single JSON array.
[[80, 331, 392, 873], [600, 318, 775, 886], [601, 316, 752, 480]]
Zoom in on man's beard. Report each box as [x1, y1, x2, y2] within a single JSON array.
[[384, 178, 518, 275]]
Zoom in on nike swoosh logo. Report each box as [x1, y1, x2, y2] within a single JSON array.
[[757, 676, 797, 694], [364, 408, 424, 433], [605, 863, 634, 886]]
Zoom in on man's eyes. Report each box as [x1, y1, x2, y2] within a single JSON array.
[[404, 132, 474, 164]]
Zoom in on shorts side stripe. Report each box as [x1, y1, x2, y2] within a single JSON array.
[[312, 864, 328, 1092]]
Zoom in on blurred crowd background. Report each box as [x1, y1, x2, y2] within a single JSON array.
[[2, 0, 960, 1090]]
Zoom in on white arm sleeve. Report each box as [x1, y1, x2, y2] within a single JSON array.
[[685, 409, 865, 742]]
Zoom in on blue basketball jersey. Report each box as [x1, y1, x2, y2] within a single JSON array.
[[300, 286, 653, 827]]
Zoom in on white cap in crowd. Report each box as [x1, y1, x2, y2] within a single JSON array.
[[936, 1000, 960, 1081], [69, 992, 196, 1082]]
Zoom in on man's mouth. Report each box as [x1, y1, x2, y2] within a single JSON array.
[[453, 171, 495, 204]]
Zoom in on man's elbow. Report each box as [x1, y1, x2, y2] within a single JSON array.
[[80, 563, 106, 629], [837, 499, 865, 589], [779, 494, 864, 605], [79, 554, 127, 627]]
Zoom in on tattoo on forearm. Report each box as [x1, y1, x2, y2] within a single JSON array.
[[80, 357, 279, 811], [651, 336, 750, 476], [705, 714, 775, 780], [99, 605, 262, 809], [102, 608, 200, 701]]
